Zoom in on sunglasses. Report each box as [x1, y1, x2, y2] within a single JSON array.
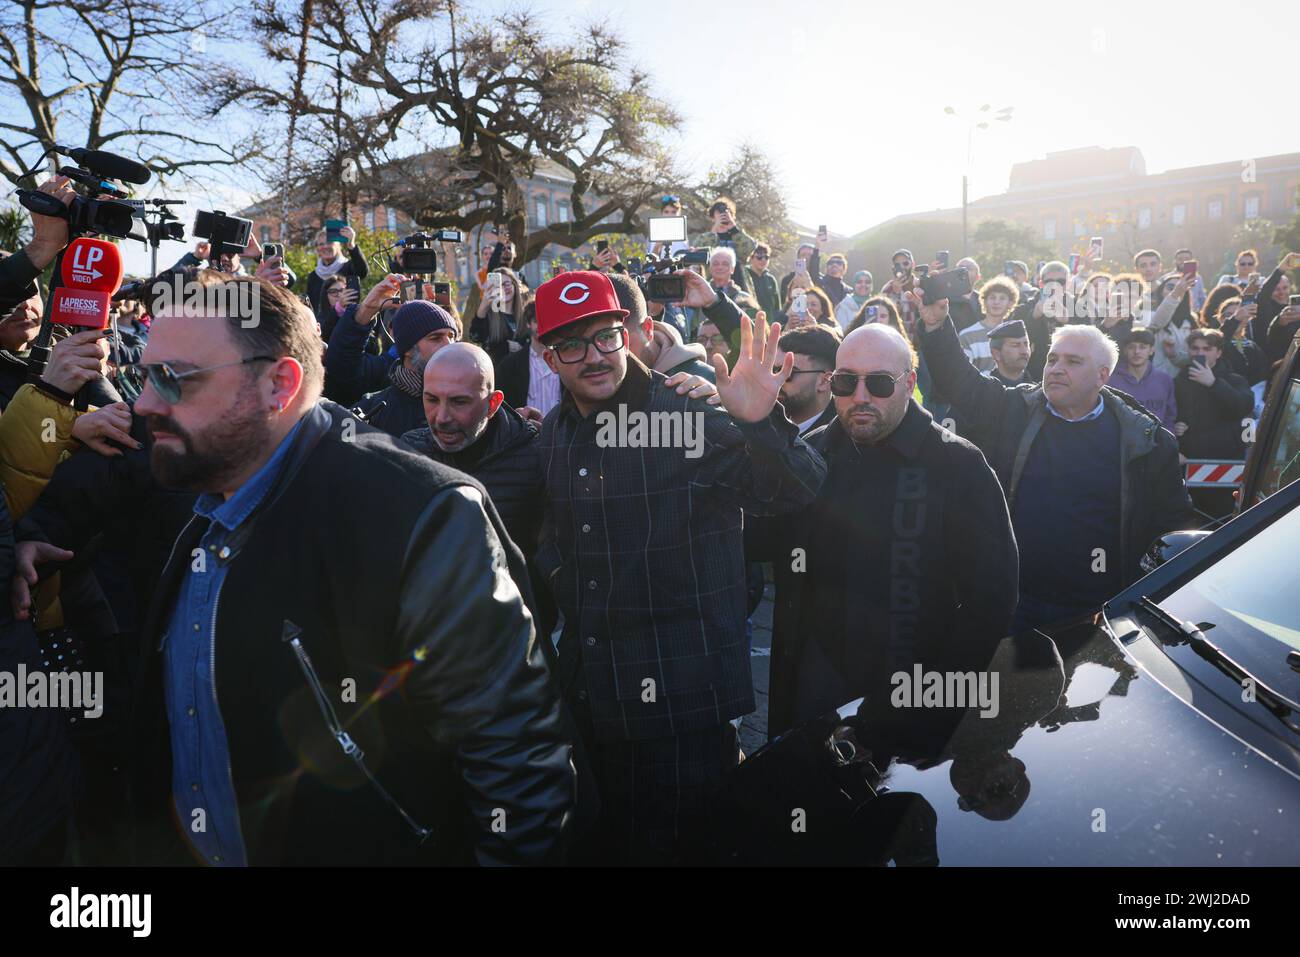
[[752, 254, 770, 260], [123, 355, 277, 404], [551, 326, 626, 364], [1239, 259, 1256, 266], [829, 369, 910, 398], [775, 366, 830, 376]]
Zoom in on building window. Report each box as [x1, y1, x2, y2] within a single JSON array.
[[1208, 199, 1223, 220], [556, 201, 570, 223], [1171, 203, 1186, 226], [535, 196, 549, 228], [386, 208, 397, 232], [1138, 207, 1152, 229], [1043, 217, 1056, 241], [364, 209, 375, 230], [1245, 195, 1260, 219]]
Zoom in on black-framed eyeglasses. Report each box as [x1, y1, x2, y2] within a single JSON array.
[[550, 326, 626, 364], [829, 369, 911, 398], [122, 356, 278, 404]]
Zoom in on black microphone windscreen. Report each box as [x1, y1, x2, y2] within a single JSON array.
[[66, 147, 152, 185]]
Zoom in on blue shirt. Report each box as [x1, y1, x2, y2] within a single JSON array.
[[164, 417, 306, 865]]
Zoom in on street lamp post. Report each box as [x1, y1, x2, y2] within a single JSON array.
[[944, 104, 1014, 257]]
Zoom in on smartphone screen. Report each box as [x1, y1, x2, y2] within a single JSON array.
[[795, 258, 807, 273], [596, 240, 609, 254], [399, 280, 421, 302], [792, 293, 807, 315], [936, 251, 950, 270], [1182, 260, 1198, 278]]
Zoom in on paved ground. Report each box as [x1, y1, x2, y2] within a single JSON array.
[[739, 580, 774, 756]]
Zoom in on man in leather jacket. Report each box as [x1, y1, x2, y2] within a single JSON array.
[[127, 273, 573, 865]]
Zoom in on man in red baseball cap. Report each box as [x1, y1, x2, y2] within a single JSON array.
[[532, 266, 826, 864]]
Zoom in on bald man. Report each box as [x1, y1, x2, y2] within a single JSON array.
[[402, 342, 546, 560], [747, 323, 1019, 737]]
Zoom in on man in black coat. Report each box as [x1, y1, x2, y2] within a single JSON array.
[[327, 281, 460, 437], [914, 288, 1193, 632], [1173, 329, 1255, 460], [748, 324, 1019, 738], [401, 343, 544, 562], [127, 274, 572, 865]]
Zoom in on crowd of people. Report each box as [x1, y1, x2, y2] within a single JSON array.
[[0, 171, 1297, 868]]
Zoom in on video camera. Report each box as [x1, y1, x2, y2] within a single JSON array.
[[637, 249, 709, 303], [396, 229, 462, 274], [193, 210, 253, 258], [16, 145, 151, 241]]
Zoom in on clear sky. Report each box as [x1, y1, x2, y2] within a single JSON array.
[[118, 0, 1294, 273]]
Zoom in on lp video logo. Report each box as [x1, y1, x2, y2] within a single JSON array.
[[69, 243, 106, 284]]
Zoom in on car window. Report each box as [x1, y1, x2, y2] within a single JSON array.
[[1252, 374, 1300, 505], [1160, 500, 1300, 694]]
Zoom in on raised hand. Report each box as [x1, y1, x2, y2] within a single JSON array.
[[711, 311, 791, 423], [904, 289, 949, 332]]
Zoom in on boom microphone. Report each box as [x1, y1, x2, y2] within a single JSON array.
[[57, 145, 152, 186]]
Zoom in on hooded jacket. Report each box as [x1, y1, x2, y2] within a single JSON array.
[[649, 322, 716, 381], [919, 315, 1193, 587]]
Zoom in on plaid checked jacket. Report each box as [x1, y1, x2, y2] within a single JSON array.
[[536, 355, 827, 741]]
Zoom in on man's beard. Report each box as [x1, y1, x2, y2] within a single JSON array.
[[431, 407, 492, 452], [840, 402, 897, 445], [145, 394, 272, 493]]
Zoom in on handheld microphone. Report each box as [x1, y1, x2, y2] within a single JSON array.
[[58, 145, 152, 186], [49, 238, 125, 329]]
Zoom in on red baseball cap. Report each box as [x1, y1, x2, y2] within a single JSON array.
[[534, 270, 628, 339]]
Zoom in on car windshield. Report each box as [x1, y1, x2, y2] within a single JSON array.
[[1251, 371, 1300, 506], [1158, 500, 1300, 696]]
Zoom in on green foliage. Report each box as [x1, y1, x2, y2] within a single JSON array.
[[0, 206, 29, 251], [969, 220, 1056, 283]]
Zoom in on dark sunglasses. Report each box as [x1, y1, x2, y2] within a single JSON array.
[[551, 326, 626, 364], [752, 254, 770, 260], [829, 369, 910, 398], [775, 366, 829, 376], [1239, 259, 1256, 266], [123, 356, 277, 404]]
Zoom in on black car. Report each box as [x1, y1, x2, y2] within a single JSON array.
[[718, 336, 1300, 866]]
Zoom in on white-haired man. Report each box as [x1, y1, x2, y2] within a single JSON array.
[[913, 289, 1192, 631], [704, 245, 759, 319]]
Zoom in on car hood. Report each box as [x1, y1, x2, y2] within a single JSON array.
[[717, 620, 1300, 865]]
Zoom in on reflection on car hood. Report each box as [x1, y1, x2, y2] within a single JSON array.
[[717, 622, 1300, 865]]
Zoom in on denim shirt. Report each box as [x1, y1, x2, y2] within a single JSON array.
[[164, 417, 306, 865]]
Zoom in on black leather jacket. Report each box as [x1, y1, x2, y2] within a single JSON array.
[[129, 402, 574, 864]]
